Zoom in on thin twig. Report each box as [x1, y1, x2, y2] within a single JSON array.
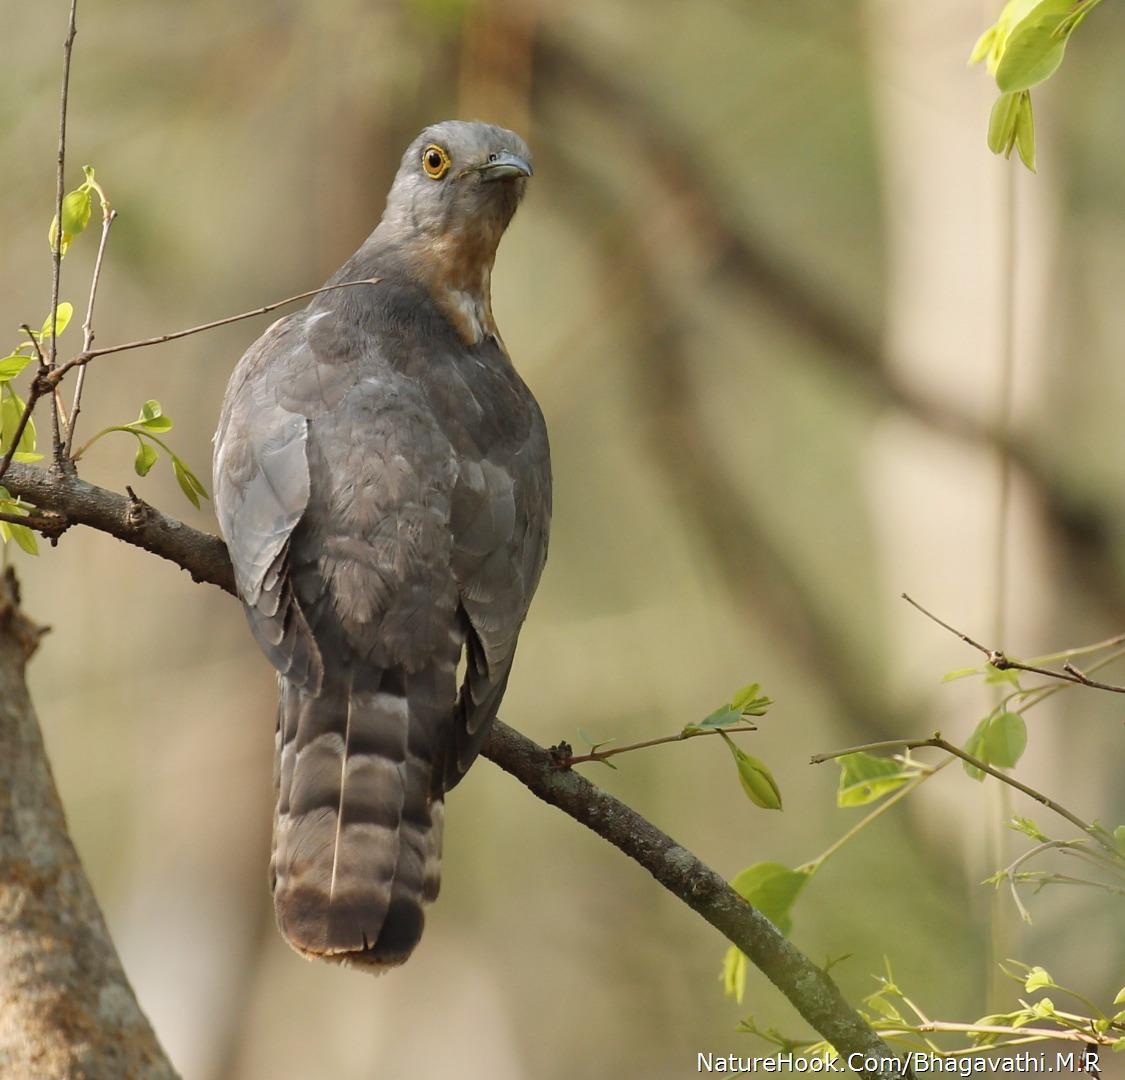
[[997, 839, 1061, 923], [561, 723, 758, 766], [1058, 659, 1125, 693], [876, 1020, 1115, 1045], [993, 162, 1016, 648], [1026, 631, 1125, 666], [1011, 872, 1125, 897], [47, 0, 79, 464], [1014, 644, 1125, 714], [65, 206, 117, 458], [48, 278, 383, 384], [810, 735, 1115, 855], [902, 593, 1125, 694], [901, 593, 991, 654]]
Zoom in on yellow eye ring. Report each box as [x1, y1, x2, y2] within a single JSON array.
[[422, 144, 451, 180]]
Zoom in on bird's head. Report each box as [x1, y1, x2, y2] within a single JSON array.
[[381, 120, 532, 264], [375, 121, 532, 344]]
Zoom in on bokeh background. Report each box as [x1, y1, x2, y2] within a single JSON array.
[[4, 1, 1125, 1077]]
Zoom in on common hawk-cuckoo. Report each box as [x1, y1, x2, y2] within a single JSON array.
[[213, 121, 550, 969]]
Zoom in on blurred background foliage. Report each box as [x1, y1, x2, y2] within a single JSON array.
[[3, 0, 1125, 1077]]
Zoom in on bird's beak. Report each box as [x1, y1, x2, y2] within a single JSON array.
[[477, 152, 533, 181]]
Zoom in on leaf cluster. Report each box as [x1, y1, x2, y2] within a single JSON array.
[[2, 168, 210, 558], [971, 0, 1103, 171], [75, 400, 210, 509]]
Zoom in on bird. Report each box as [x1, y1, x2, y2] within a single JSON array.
[[212, 121, 551, 970]]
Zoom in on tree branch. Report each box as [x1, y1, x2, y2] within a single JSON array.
[[484, 723, 911, 1079], [45, 0, 79, 465], [65, 205, 118, 457], [810, 735, 1115, 856], [3, 463, 233, 592], [557, 723, 758, 767], [902, 592, 1125, 695], [0, 461, 912, 1079]]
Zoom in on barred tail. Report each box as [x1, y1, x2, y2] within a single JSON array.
[[271, 665, 447, 969]]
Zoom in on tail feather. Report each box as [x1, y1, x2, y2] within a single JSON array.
[[271, 665, 450, 969]]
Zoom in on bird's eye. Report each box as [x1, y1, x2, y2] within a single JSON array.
[[422, 144, 451, 179]]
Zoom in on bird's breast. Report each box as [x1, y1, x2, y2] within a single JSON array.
[[434, 285, 497, 347]]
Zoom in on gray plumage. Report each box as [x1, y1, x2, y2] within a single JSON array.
[[213, 121, 550, 969]]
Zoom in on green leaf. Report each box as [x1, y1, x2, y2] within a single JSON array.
[[172, 458, 201, 508], [730, 682, 772, 716], [995, 0, 1080, 93], [134, 438, 158, 477], [1114, 986, 1125, 1006], [988, 92, 1022, 157], [719, 732, 782, 810], [171, 455, 209, 508], [1113, 825, 1125, 853], [61, 186, 93, 237], [729, 862, 810, 935], [983, 711, 1028, 767], [1, 386, 37, 457], [0, 488, 38, 556], [38, 302, 74, 340], [1015, 89, 1037, 171], [48, 186, 93, 256], [985, 662, 1021, 688], [865, 993, 905, 1022], [969, 25, 998, 66], [964, 719, 988, 781], [690, 682, 772, 733], [1009, 816, 1048, 842], [964, 710, 1027, 778], [835, 752, 919, 808], [969, 0, 1044, 73], [0, 354, 32, 383], [691, 704, 742, 731], [942, 666, 981, 682], [1023, 965, 1055, 992], [7, 521, 38, 555], [720, 945, 748, 1004], [132, 399, 173, 433]]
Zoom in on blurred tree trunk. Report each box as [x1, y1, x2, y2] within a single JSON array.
[[0, 569, 178, 1080]]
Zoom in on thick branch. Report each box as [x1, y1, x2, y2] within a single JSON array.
[[0, 570, 178, 1078], [3, 463, 233, 593], [1, 463, 910, 1079]]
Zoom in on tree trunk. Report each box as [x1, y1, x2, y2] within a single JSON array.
[[0, 568, 178, 1080]]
